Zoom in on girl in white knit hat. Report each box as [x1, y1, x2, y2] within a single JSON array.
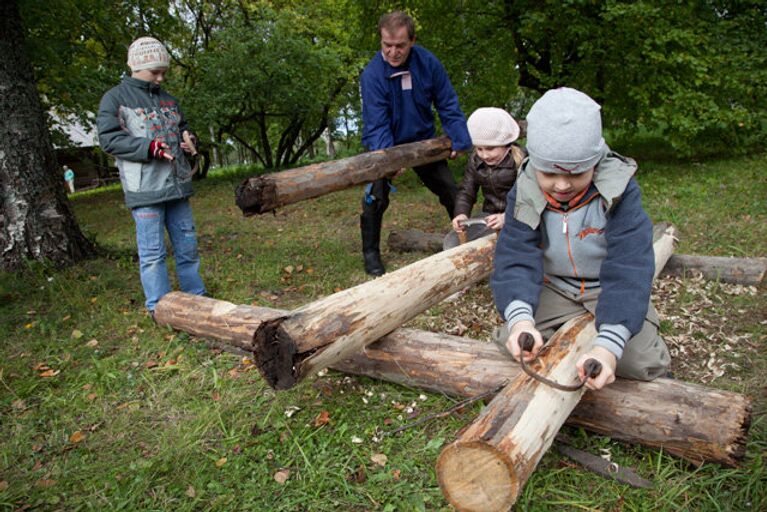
[[450, 107, 526, 241]]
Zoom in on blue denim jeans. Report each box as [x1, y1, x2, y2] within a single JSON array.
[[131, 198, 206, 311]]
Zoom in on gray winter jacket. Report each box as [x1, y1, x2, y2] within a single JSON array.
[[97, 77, 194, 208]]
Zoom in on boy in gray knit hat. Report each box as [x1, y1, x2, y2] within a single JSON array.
[[491, 87, 670, 390], [97, 37, 206, 316], [451, 107, 526, 240]]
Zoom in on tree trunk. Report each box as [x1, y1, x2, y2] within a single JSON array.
[[0, 0, 96, 271], [323, 127, 336, 158], [663, 254, 766, 285], [251, 234, 497, 389], [235, 137, 452, 216], [435, 224, 678, 511], [154, 291, 751, 468]]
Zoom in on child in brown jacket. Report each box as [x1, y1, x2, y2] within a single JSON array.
[[452, 108, 526, 240]]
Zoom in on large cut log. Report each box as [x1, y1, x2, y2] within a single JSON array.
[[154, 292, 751, 467], [387, 229, 443, 254], [435, 224, 678, 511], [235, 137, 452, 216], [663, 254, 766, 285], [251, 234, 497, 389], [389, 229, 767, 286], [334, 328, 750, 468]]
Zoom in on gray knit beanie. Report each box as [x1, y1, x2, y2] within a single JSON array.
[[127, 37, 170, 72], [467, 108, 520, 147], [526, 88, 605, 174]]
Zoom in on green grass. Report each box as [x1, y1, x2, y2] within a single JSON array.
[[1, 153, 765, 511]]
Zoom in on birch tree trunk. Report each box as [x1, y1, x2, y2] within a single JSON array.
[[0, 0, 96, 271]]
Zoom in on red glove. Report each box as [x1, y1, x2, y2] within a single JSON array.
[[149, 139, 174, 160]]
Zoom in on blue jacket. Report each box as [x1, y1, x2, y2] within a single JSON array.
[[360, 45, 471, 152], [491, 152, 655, 360]]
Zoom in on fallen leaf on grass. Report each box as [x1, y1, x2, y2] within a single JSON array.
[[39, 369, 60, 378], [351, 436, 363, 444], [86, 393, 97, 401], [391, 469, 401, 481], [284, 406, 300, 418], [82, 383, 92, 390], [0, 480, 8, 491], [71, 329, 84, 339], [348, 465, 366, 484], [85, 339, 99, 348], [211, 391, 221, 401], [62, 315, 71, 321], [185, 485, 196, 498], [274, 469, 290, 484], [69, 431, 86, 443], [144, 360, 158, 369], [314, 410, 330, 427], [371, 453, 388, 466], [215, 457, 227, 468]]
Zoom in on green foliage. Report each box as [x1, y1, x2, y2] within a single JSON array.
[[18, 0, 767, 158], [185, 2, 364, 168]]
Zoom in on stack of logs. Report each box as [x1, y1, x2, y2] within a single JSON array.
[[155, 224, 752, 510], [157, 138, 756, 511]]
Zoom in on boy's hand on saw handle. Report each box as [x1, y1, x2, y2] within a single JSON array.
[[506, 320, 543, 362], [577, 346, 616, 391]]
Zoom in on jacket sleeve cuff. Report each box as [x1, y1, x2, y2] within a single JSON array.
[[594, 323, 631, 360], [504, 300, 534, 329]]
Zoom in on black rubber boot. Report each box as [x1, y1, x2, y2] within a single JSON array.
[[361, 213, 385, 276]]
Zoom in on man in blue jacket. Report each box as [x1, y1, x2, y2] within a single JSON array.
[[359, 11, 472, 276]]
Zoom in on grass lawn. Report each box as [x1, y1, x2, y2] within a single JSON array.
[[1, 151, 765, 511]]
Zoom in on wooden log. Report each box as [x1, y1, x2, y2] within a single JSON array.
[[334, 328, 750, 468], [235, 137, 452, 216], [252, 234, 497, 389], [154, 292, 751, 467], [391, 229, 767, 286], [387, 228, 443, 254], [662, 254, 766, 285], [435, 224, 678, 511]]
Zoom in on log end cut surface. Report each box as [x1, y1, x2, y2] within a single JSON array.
[[437, 440, 518, 512]]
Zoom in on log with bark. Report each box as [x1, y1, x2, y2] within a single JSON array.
[[663, 254, 766, 285], [249, 234, 496, 389], [387, 228, 767, 285], [235, 137, 452, 216], [434, 224, 679, 511], [154, 292, 751, 468]]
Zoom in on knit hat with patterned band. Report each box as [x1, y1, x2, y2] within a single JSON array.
[[127, 37, 170, 72], [467, 107, 520, 147], [526, 87, 606, 174]]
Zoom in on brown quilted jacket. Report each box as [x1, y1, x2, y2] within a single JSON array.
[[454, 144, 527, 217]]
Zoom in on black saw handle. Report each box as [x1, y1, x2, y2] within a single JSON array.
[[520, 332, 603, 378]]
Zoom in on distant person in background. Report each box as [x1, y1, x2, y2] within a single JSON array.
[[97, 36, 206, 318], [359, 10, 472, 276], [63, 165, 75, 194]]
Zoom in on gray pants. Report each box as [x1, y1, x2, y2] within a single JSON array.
[[495, 284, 670, 381]]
